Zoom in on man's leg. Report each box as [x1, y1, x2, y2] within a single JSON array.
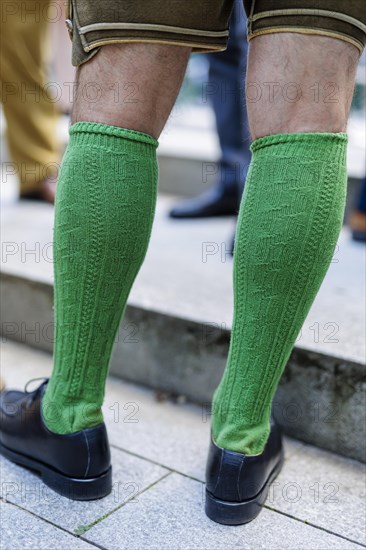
[[42, 43, 190, 434], [0, 0, 236, 500], [0, 43, 190, 500], [206, 33, 360, 524]]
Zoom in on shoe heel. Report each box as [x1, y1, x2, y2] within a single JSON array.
[[205, 489, 263, 525], [42, 466, 112, 501], [205, 455, 284, 525]]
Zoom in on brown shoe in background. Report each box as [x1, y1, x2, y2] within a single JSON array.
[[350, 210, 366, 243]]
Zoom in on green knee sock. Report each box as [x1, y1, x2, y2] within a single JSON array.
[[212, 132, 347, 455], [42, 122, 158, 433]]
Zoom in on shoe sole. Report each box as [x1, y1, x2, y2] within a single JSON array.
[[205, 451, 284, 525], [0, 441, 112, 501]]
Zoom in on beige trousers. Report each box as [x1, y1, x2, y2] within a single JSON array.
[[0, 0, 60, 193]]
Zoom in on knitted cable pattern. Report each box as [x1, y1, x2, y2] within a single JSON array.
[[42, 122, 158, 433], [212, 132, 347, 455]]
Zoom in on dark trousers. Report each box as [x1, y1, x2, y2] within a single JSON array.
[[207, 0, 251, 197]]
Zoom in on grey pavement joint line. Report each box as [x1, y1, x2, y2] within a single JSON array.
[[1, 499, 108, 550], [265, 504, 366, 549], [104, 446, 366, 549], [77, 471, 173, 538], [1, 465, 364, 548], [109, 442, 205, 483]]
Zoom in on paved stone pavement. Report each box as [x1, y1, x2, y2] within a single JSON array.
[[0, 341, 365, 550]]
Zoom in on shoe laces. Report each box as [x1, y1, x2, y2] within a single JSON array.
[[24, 377, 49, 404]]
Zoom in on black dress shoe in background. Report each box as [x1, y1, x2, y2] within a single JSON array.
[[205, 421, 284, 525], [19, 177, 56, 204], [169, 184, 239, 218], [0, 380, 111, 501], [229, 230, 236, 256]]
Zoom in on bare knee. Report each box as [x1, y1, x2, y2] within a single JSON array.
[[246, 34, 360, 140], [71, 43, 191, 138]]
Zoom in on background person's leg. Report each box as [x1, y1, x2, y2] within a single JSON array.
[[212, 33, 360, 455], [350, 175, 366, 242], [0, 0, 60, 197], [208, 0, 250, 205], [170, 0, 250, 219], [42, 43, 190, 433]]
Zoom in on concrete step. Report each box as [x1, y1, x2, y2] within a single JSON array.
[[0, 192, 365, 462], [1, 341, 365, 549]]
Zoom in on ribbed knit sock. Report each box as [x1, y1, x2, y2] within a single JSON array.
[[212, 132, 347, 455], [42, 122, 158, 434]]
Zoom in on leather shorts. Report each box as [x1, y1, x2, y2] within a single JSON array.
[[66, 0, 366, 66]]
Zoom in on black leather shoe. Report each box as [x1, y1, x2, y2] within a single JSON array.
[[169, 184, 239, 218], [205, 421, 284, 525], [0, 379, 112, 501]]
